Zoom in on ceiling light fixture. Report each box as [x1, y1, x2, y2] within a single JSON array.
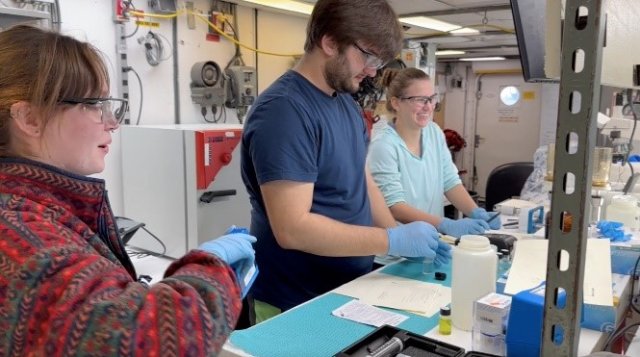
[[459, 56, 506, 61], [238, 0, 313, 15], [400, 16, 479, 35], [435, 50, 466, 56]]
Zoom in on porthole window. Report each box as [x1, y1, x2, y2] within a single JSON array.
[[500, 86, 520, 106]]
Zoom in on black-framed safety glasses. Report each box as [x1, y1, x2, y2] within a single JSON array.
[[352, 42, 386, 70], [399, 93, 441, 106]]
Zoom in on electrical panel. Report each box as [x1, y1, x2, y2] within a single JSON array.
[[225, 66, 256, 108], [148, 0, 177, 14]]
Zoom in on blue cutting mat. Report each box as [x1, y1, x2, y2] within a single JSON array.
[[229, 260, 452, 356], [381, 258, 452, 285]]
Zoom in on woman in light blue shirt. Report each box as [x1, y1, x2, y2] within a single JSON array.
[[368, 68, 501, 238]]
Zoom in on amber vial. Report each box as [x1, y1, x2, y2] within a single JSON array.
[[439, 306, 451, 335]]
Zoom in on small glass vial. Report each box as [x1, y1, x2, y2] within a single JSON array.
[[423, 256, 435, 275], [498, 249, 511, 278], [439, 306, 452, 335]]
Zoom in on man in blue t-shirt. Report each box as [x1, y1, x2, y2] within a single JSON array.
[[241, 0, 452, 323]]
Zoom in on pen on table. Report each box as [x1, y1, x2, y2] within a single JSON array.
[[486, 212, 501, 224]]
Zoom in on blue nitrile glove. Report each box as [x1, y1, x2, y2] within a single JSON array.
[[434, 240, 452, 268], [198, 226, 257, 288], [387, 221, 439, 258], [597, 221, 632, 242], [470, 207, 502, 230], [437, 217, 490, 238]]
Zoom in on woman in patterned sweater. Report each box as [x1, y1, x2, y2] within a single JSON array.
[[0, 25, 255, 356]]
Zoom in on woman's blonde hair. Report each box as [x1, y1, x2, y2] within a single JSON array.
[[0, 25, 109, 156]]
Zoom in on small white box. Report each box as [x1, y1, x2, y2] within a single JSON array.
[[493, 199, 536, 216], [472, 293, 512, 356]]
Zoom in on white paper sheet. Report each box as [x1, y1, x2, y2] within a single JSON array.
[[331, 299, 408, 327], [334, 271, 451, 317], [504, 238, 613, 306]]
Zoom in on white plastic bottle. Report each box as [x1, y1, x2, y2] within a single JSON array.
[[450, 235, 497, 331]]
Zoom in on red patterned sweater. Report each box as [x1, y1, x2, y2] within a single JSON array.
[[0, 158, 242, 356]]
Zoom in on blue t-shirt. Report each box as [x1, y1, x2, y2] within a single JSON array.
[[241, 70, 374, 311]]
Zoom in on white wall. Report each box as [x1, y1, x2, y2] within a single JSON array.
[[58, 1, 307, 215], [440, 63, 470, 172], [442, 60, 552, 190], [60, 0, 123, 211], [255, 11, 307, 91], [539, 83, 560, 146]]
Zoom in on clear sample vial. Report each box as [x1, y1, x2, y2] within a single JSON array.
[[439, 306, 452, 335], [423, 256, 435, 275], [498, 249, 511, 278]]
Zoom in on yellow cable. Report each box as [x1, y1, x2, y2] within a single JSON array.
[[129, 9, 301, 58], [192, 12, 301, 57], [129, 9, 181, 19], [130, 10, 513, 57]]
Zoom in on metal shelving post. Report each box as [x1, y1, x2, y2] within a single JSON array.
[[542, 0, 606, 355]]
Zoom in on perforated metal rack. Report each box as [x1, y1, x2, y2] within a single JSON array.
[[542, 0, 606, 355]]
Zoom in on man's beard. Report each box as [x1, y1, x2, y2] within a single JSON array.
[[324, 53, 359, 94]]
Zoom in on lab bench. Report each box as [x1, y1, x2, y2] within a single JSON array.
[[218, 258, 608, 357], [127, 239, 632, 357]]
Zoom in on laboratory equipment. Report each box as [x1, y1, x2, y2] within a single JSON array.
[[492, 198, 537, 216], [506, 283, 565, 357], [148, 0, 176, 14], [190, 61, 226, 107], [482, 233, 516, 255], [591, 147, 613, 187], [518, 205, 544, 234], [546, 144, 612, 187], [422, 256, 434, 275], [439, 306, 452, 335], [367, 337, 403, 357], [435, 272, 447, 281], [497, 249, 512, 279], [451, 235, 497, 331], [472, 292, 512, 356], [335, 325, 465, 357], [545, 143, 554, 181], [605, 194, 640, 231], [610, 130, 629, 164], [225, 66, 257, 108], [589, 195, 604, 224], [121, 124, 250, 258]]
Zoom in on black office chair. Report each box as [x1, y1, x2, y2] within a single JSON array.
[[484, 162, 534, 212]]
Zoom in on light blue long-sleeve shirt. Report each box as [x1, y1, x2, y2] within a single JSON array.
[[368, 122, 461, 217]]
